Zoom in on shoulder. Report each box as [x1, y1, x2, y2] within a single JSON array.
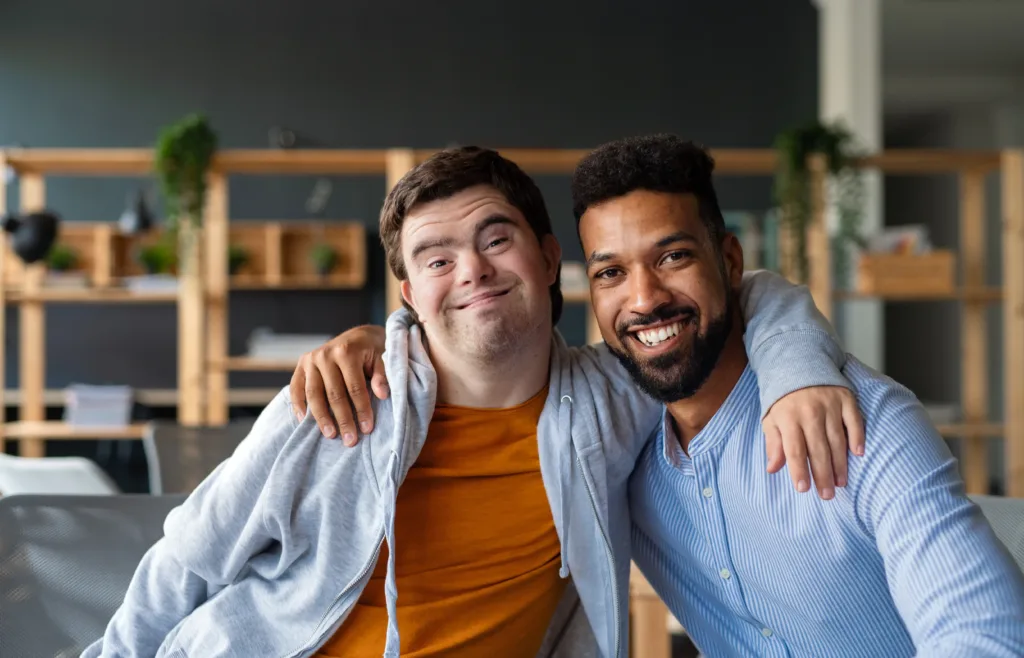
[[843, 357, 939, 444], [840, 357, 963, 517]]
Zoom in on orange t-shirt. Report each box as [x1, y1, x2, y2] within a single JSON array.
[[314, 385, 565, 657]]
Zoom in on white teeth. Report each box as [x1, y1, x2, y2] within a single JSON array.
[[636, 322, 683, 346]]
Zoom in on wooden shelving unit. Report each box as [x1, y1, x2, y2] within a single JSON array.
[[803, 149, 1024, 497], [0, 151, 204, 457], [200, 152, 382, 424]]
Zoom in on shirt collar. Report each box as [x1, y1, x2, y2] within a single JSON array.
[[658, 365, 759, 471]]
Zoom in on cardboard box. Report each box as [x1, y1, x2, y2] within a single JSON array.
[[856, 250, 956, 296]]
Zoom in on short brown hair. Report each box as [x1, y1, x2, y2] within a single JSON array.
[[380, 146, 563, 324]]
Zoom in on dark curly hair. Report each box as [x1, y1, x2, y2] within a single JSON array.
[[570, 134, 727, 250]]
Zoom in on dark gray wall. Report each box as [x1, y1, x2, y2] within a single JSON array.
[[2, 0, 819, 391]]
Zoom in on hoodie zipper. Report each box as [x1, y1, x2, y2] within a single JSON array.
[[287, 523, 386, 658], [575, 451, 621, 658]]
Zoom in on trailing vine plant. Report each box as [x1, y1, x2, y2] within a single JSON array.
[[772, 120, 866, 284], [153, 114, 218, 268]]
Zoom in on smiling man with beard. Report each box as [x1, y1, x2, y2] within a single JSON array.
[[572, 134, 1024, 657]]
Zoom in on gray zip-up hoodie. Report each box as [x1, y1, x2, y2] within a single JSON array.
[[81, 270, 847, 658]]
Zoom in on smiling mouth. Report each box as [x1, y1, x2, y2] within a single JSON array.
[[628, 314, 694, 348], [458, 289, 510, 309]]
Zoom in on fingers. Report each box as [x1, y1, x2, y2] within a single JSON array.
[[843, 393, 866, 457], [780, 423, 811, 494], [763, 421, 785, 474], [826, 408, 848, 488], [303, 363, 338, 439], [802, 411, 836, 500], [338, 353, 374, 438], [313, 351, 358, 446], [370, 356, 390, 401], [289, 361, 308, 421]]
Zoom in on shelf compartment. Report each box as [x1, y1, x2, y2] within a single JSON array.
[[226, 220, 366, 289]]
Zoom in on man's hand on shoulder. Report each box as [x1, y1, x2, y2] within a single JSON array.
[[763, 385, 865, 500], [289, 324, 390, 446]]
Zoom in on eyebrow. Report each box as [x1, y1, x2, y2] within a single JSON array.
[[409, 214, 518, 261], [585, 231, 700, 269]]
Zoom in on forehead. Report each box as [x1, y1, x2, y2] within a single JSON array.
[[402, 184, 526, 240], [579, 190, 703, 252]]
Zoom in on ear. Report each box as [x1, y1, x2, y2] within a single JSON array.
[[720, 233, 744, 289], [540, 234, 562, 287], [400, 279, 420, 318]]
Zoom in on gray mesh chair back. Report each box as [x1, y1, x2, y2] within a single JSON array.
[[0, 494, 185, 658], [970, 494, 1024, 571], [143, 419, 255, 494]]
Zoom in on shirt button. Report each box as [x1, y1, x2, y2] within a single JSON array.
[[761, 627, 773, 638], [702, 487, 713, 498], [719, 568, 731, 580]]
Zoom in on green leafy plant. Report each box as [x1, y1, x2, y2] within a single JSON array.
[[773, 120, 866, 283], [137, 242, 177, 275], [228, 244, 249, 275], [310, 243, 338, 276], [46, 243, 78, 271], [155, 113, 218, 233]]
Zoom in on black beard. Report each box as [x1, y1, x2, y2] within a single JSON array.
[[608, 296, 734, 403]]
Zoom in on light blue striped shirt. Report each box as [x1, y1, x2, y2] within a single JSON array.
[[630, 356, 1024, 657]]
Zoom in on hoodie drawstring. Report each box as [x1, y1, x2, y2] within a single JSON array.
[[558, 394, 574, 579], [382, 450, 401, 657]]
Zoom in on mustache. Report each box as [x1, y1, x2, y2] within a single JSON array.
[[616, 306, 697, 338]]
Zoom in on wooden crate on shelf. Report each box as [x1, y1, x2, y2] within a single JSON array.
[[855, 250, 956, 296], [226, 220, 366, 289]]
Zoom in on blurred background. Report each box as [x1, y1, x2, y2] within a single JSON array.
[[2, 1, 1024, 656], [1, 0, 1020, 492]]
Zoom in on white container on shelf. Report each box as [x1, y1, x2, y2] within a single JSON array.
[[63, 384, 134, 427]]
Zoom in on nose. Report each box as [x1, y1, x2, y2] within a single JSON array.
[[628, 268, 672, 316], [456, 249, 495, 285]]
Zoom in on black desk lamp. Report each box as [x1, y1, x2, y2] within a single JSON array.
[[1, 210, 60, 264]]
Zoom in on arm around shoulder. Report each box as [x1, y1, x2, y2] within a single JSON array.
[[739, 269, 850, 415], [82, 390, 303, 657], [852, 366, 1024, 656]]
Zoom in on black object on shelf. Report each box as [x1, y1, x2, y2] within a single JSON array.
[[118, 190, 155, 235], [1, 210, 61, 263]]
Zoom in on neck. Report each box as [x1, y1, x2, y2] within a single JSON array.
[[430, 327, 553, 408], [666, 311, 748, 454]]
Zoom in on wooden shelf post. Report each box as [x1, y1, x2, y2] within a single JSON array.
[[177, 219, 205, 426], [1003, 149, 1024, 496], [205, 172, 230, 425], [959, 167, 988, 494], [18, 173, 47, 457]]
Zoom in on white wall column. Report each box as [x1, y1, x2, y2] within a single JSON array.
[[814, 0, 884, 370]]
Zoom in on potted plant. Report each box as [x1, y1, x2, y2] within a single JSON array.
[[772, 120, 865, 283], [43, 242, 88, 288], [46, 243, 78, 272], [228, 244, 249, 275], [310, 243, 338, 277], [137, 242, 177, 275], [155, 113, 218, 234]]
